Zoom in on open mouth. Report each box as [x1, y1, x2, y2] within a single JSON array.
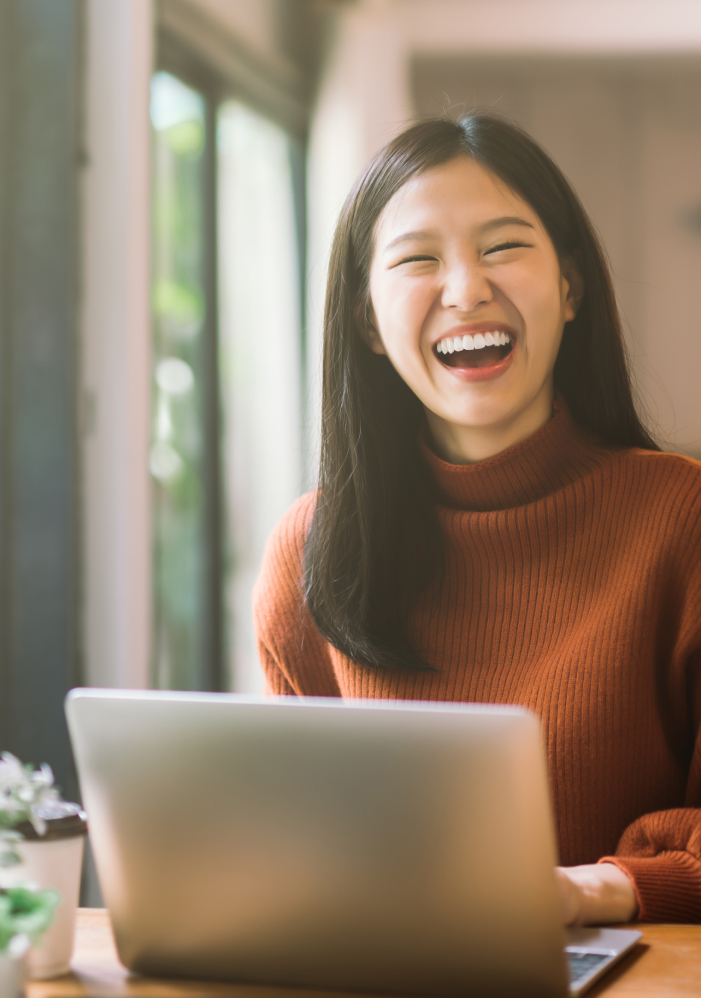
[[434, 331, 514, 369]]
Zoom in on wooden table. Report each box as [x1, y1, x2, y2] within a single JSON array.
[[26, 909, 701, 998]]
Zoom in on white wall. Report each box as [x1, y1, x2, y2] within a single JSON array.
[[81, 0, 154, 690], [400, 0, 701, 54]]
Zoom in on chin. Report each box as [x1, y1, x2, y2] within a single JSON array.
[[452, 395, 522, 428]]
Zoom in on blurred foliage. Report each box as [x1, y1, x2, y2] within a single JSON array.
[[149, 73, 207, 691], [165, 120, 205, 157], [152, 278, 204, 326], [0, 886, 60, 954]]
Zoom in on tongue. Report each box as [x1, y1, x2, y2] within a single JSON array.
[[448, 346, 504, 369]]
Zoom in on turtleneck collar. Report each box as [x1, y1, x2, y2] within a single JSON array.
[[419, 397, 615, 512]]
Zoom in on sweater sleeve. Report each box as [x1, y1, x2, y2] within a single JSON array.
[[601, 650, 701, 921], [252, 493, 342, 698], [600, 478, 701, 922], [602, 810, 701, 922]]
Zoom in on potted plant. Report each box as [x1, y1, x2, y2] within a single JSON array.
[[0, 753, 85, 985]]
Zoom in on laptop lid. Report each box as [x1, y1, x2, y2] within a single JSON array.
[[66, 690, 570, 997]]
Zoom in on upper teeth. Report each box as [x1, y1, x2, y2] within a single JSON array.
[[436, 331, 511, 355]]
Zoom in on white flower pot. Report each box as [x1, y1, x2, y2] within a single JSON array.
[[14, 835, 85, 979], [4, 803, 87, 980], [0, 952, 26, 998]]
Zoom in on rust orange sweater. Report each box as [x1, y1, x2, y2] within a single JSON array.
[[253, 400, 701, 923]]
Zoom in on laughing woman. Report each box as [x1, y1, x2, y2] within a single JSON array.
[[253, 114, 701, 926]]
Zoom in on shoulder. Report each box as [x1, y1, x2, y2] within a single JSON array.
[[615, 447, 701, 502], [623, 447, 701, 474], [609, 447, 701, 549]]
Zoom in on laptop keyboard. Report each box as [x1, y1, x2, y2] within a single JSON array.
[[566, 949, 612, 986]]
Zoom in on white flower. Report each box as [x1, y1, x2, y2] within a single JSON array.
[[37, 764, 54, 787], [0, 754, 25, 792], [0, 752, 59, 848], [0, 794, 23, 815], [29, 815, 47, 836]]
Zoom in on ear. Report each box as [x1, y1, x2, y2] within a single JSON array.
[[562, 255, 584, 323], [356, 299, 387, 356]]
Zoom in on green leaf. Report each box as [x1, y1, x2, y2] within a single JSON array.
[[0, 887, 61, 953]]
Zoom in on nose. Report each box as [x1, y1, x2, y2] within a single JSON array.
[[441, 262, 494, 312]]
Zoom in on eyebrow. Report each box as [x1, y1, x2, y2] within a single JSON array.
[[382, 216, 535, 252], [383, 229, 435, 251], [478, 216, 536, 234]]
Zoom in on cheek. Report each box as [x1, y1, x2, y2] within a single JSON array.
[[368, 275, 393, 336], [371, 278, 428, 345], [513, 267, 568, 341]]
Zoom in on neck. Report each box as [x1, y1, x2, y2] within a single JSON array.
[[424, 383, 555, 464]]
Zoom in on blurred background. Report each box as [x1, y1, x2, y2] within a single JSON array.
[[1, 0, 701, 889]]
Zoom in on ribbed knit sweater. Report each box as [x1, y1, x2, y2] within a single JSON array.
[[253, 400, 701, 923]]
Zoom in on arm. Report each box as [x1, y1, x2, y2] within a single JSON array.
[[557, 864, 638, 926], [597, 807, 701, 922], [590, 641, 701, 922], [559, 478, 701, 926], [569, 504, 701, 924]]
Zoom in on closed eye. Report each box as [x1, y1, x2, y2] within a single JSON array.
[[391, 254, 438, 268], [484, 240, 531, 255]]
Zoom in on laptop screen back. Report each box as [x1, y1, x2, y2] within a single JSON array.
[[66, 691, 569, 997]]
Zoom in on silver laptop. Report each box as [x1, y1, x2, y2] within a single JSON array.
[[66, 690, 640, 997]]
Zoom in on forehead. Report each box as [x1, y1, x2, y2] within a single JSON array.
[[374, 157, 542, 245]]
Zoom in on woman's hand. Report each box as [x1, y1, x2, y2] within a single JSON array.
[[556, 863, 639, 926]]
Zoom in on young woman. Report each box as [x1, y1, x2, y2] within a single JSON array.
[[253, 114, 701, 927]]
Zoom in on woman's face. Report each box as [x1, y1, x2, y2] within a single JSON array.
[[367, 156, 581, 462]]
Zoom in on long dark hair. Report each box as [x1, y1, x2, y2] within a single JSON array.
[[305, 112, 658, 673]]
